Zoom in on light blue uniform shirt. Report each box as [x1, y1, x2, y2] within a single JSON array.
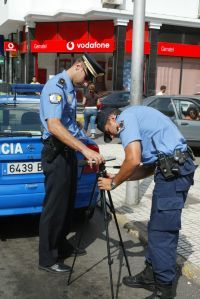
[[40, 70, 79, 140], [117, 106, 187, 165]]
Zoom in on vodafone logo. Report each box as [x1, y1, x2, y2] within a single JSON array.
[[66, 41, 75, 51], [66, 41, 111, 51], [4, 41, 17, 52], [8, 42, 14, 50]]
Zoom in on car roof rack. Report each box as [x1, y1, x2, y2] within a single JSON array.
[[11, 84, 44, 94]]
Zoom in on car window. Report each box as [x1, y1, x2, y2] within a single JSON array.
[[0, 103, 41, 136], [174, 99, 200, 120], [102, 92, 130, 107], [149, 98, 175, 117]]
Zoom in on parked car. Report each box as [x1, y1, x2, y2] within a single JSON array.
[[97, 91, 131, 110], [143, 95, 200, 148], [0, 84, 99, 217]]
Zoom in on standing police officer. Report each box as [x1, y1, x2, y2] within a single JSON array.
[[39, 53, 105, 273], [97, 106, 196, 298]]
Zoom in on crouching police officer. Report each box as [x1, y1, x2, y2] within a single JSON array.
[[97, 106, 196, 298], [39, 53, 105, 273]]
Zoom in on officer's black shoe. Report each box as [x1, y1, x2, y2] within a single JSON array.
[[123, 262, 155, 290], [145, 283, 174, 299], [38, 263, 72, 274]]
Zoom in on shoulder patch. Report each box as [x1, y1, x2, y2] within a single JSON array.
[[56, 78, 65, 88], [58, 78, 65, 85], [49, 93, 62, 104]]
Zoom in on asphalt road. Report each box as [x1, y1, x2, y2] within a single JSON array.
[[1, 207, 200, 299]]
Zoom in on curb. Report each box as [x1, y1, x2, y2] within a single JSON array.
[[115, 213, 200, 286]]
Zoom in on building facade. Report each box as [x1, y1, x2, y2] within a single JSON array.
[[0, 0, 200, 95]]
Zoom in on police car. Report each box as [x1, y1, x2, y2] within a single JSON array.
[[0, 84, 99, 217]]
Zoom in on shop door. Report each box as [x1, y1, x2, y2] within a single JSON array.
[[38, 68, 47, 84], [95, 61, 105, 92], [156, 57, 181, 95], [181, 58, 200, 95]]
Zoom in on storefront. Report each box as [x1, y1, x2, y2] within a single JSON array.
[[156, 42, 200, 95], [123, 22, 200, 95], [3, 20, 200, 95], [28, 21, 115, 91]]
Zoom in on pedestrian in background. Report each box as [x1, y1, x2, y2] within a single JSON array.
[[31, 75, 40, 84], [156, 85, 167, 95], [97, 106, 196, 299], [82, 82, 99, 139], [39, 53, 104, 274]]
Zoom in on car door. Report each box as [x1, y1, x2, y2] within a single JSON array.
[[173, 99, 200, 145]]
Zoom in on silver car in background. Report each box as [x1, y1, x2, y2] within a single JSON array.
[[143, 95, 200, 148]]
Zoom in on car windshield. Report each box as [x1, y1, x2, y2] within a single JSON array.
[[0, 103, 41, 136]]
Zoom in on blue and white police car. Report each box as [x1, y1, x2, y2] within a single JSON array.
[[0, 84, 99, 217]]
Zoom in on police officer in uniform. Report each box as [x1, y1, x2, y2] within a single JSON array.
[[39, 53, 105, 273], [97, 106, 196, 298]]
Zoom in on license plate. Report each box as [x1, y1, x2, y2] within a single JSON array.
[[3, 162, 43, 175]]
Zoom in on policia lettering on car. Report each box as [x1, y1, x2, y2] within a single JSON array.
[[1, 143, 23, 154]]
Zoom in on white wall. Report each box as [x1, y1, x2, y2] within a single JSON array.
[[146, 0, 199, 19], [1, 0, 200, 26], [0, 0, 200, 37]]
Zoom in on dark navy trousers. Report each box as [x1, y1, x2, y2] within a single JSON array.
[[39, 148, 77, 267], [146, 157, 196, 283]]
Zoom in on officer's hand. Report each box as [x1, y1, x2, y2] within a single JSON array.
[[83, 148, 104, 168], [98, 177, 112, 190]]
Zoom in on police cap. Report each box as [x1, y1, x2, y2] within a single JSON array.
[[97, 108, 119, 143], [82, 53, 105, 80]]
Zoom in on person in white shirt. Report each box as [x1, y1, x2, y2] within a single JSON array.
[[31, 76, 40, 84], [156, 85, 166, 95]]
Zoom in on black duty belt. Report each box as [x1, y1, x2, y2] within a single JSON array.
[[155, 149, 194, 179]]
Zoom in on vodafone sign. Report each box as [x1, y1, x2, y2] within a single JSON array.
[[4, 42, 18, 52], [31, 40, 115, 53]]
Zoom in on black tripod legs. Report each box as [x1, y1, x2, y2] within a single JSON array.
[[107, 190, 132, 277], [101, 189, 115, 299]]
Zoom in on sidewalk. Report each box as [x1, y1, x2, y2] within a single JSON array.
[[98, 144, 200, 286]]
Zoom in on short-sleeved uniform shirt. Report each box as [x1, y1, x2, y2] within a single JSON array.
[[117, 106, 187, 165], [40, 70, 79, 140]]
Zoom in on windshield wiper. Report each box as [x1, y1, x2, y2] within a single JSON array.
[[0, 132, 32, 137]]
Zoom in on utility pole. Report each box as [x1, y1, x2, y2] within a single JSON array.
[[125, 0, 146, 206]]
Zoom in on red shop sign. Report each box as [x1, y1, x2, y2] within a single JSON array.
[[31, 39, 115, 53], [4, 41, 18, 52], [158, 42, 200, 58]]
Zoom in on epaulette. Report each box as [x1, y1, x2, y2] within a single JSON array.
[[56, 78, 65, 88]]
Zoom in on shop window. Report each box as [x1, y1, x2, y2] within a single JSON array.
[[159, 25, 200, 45], [150, 98, 175, 117], [58, 59, 71, 73]]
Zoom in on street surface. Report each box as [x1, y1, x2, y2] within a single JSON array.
[[1, 207, 200, 299], [0, 133, 199, 299]]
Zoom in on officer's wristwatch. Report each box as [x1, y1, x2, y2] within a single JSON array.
[[110, 179, 117, 190]]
